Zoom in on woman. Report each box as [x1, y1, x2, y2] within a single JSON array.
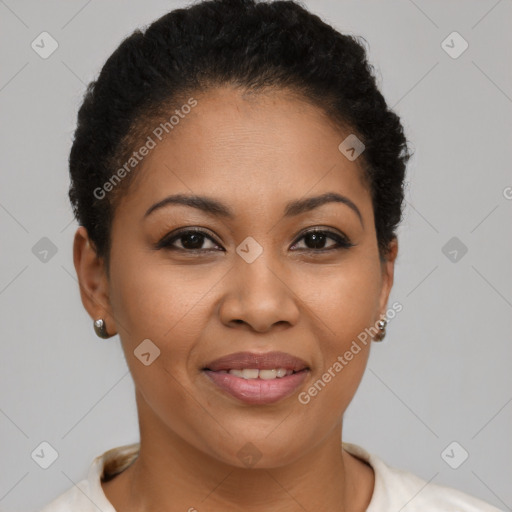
[[41, 0, 502, 510]]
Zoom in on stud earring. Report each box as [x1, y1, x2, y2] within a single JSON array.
[[373, 318, 387, 342], [93, 318, 113, 339]]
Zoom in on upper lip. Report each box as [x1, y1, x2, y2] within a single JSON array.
[[203, 351, 310, 372]]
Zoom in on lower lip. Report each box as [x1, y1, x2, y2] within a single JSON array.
[[203, 369, 309, 405]]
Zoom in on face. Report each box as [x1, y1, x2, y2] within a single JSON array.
[[74, 85, 397, 468]]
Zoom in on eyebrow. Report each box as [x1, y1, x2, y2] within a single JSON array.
[[144, 192, 363, 226]]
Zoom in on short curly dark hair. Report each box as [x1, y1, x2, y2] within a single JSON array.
[[69, 0, 411, 273]]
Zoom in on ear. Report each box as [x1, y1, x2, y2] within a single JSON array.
[[73, 226, 117, 336], [377, 236, 398, 319]]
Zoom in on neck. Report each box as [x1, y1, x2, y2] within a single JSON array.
[[102, 394, 374, 512]]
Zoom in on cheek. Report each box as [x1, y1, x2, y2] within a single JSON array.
[[108, 252, 211, 427], [291, 258, 380, 406], [294, 255, 381, 343], [109, 235, 380, 408], [108, 248, 217, 367]]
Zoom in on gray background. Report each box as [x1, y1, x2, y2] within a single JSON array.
[[0, 0, 511, 510]]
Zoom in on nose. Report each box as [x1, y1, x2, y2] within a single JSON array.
[[218, 254, 300, 333]]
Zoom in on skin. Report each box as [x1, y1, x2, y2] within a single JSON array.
[[74, 85, 398, 512]]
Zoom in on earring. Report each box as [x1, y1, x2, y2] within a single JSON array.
[[93, 318, 113, 339], [374, 318, 387, 342]]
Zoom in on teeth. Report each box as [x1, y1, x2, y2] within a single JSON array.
[[259, 369, 277, 380], [227, 368, 294, 379], [241, 369, 259, 379]]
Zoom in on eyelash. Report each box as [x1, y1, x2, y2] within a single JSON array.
[[156, 227, 354, 253]]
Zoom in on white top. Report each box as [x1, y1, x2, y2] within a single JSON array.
[[40, 442, 503, 511]]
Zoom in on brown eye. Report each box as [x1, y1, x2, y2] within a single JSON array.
[[157, 228, 223, 252], [291, 229, 353, 251], [156, 227, 353, 253]]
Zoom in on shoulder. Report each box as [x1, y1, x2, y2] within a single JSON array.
[[343, 442, 504, 512], [39, 479, 96, 512], [39, 443, 139, 512], [374, 459, 504, 512]]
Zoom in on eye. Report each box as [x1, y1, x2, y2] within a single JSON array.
[[290, 228, 354, 252], [156, 228, 223, 252], [156, 227, 354, 253]]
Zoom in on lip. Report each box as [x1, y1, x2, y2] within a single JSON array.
[[203, 368, 309, 405], [203, 351, 309, 372], [202, 351, 310, 405]]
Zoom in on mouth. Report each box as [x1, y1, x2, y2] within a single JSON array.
[[204, 368, 303, 379], [202, 351, 310, 404]]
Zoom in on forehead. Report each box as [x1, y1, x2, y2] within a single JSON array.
[[116, 86, 371, 218]]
